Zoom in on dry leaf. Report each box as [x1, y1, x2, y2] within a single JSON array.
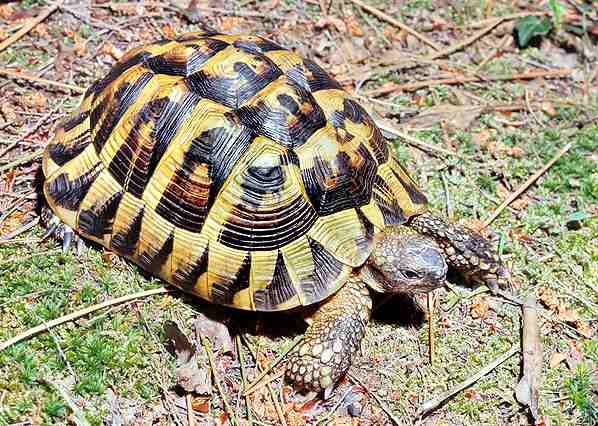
[[574, 320, 593, 338], [73, 34, 87, 57], [219, 16, 244, 32], [101, 42, 124, 60], [285, 405, 308, 426], [566, 340, 583, 370], [557, 306, 580, 323], [191, 395, 210, 413], [20, 93, 47, 111], [315, 16, 347, 33], [331, 417, 359, 426], [549, 352, 567, 368], [102, 250, 118, 265], [162, 23, 175, 39], [541, 102, 557, 117], [344, 14, 363, 37], [164, 321, 211, 394], [110, 2, 144, 15], [472, 129, 494, 147], [32, 23, 50, 38], [0, 4, 13, 19], [537, 287, 559, 311], [471, 296, 490, 320], [463, 388, 481, 400], [193, 313, 233, 354], [509, 228, 533, 242], [507, 146, 524, 158]]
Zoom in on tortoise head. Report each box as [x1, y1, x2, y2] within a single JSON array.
[[365, 226, 447, 294]]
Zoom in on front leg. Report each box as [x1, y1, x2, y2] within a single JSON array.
[[409, 211, 509, 290], [285, 275, 372, 396]]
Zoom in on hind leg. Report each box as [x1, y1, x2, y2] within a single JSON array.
[[41, 207, 85, 254]]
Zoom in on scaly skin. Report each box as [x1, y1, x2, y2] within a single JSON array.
[[409, 212, 509, 291], [285, 275, 372, 394]]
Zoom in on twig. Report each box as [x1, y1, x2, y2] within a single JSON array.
[[417, 345, 519, 417], [42, 379, 92, 426], [241, 335, 289, 426], [525, 88, 543, 126], [0, 287, 170, 351], [199, 334, 238, 426], [348, 0, 441, 51], [0, 149, 44, 173], [236, 335, 254, 424], [482, 141, 574, 227], [427, 291, 436, 365], [368, 69, 572, 95], [0, 3, 61, 53], [466, 12, 548, 29], [427, 17, 504, 60], [0, 217, 39, 241], [474, 34, 510, 71], [348, 373, 402, 425], [0, 107, 61, 159], [243, 335, 302, 396], [0, 69, 86, 93], [515, 296, 542, 420], [374, 120, 463, 158]]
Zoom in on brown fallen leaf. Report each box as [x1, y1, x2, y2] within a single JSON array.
[[497, 183, 531, 210], [541, 102, 557, 117], [463, 388, 481, 400], [193, 313, 233, 355], [344, 14, 364, 37], [515, 295, 542, 421], [549, 352, 567, 368], [32, 23, 50, 38], [164, 321, 211, 395], [191, 395, 210, 413], [557, 305, 580, 323], [20, 93, 47, 111], [162, 23, 176, 39], [471, 296, 491, 320], [0, 4, 14, 19], [315, 16, 347, 33], [101, 42, 124, 61], [537, 287, 559, 311], [566, 340, 583, 370], [574, 320, 593, 338]]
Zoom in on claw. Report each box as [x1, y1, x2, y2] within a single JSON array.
[[76, 237, 85, 256], [62, 228, 73, 253], [42, 222, 59, 241]]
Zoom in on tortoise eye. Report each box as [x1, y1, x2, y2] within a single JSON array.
[[401, 269, 420, 280]]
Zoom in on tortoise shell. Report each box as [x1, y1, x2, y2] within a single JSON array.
[[42, 32, 427, 311]]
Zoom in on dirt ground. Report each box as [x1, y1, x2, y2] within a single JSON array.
[[0, 0, 597, 425]]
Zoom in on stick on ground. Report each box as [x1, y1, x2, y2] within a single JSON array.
[[0, 287, 170, 351], [0, 69, 86, 93], [483, 141, 574, 227], [515, 295, 542, 420], [0, 3, 61, 53], [418, 345, 519, 417], [374, 120, 463, 158], [368, 69, 572, 95], [348, 0, 441, 51]]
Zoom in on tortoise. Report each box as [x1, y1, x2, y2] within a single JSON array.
[[42, 32, 509, 395]]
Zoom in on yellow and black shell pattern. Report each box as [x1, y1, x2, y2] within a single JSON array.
[[42, 32, 428, 311]]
